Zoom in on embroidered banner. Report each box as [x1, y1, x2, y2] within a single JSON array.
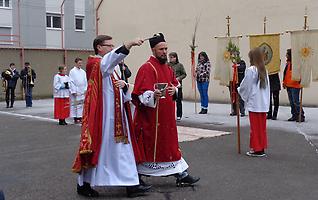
[[215, 37, 240, 86], [291, 30, 318, 87], [249, 33, 280, 75]]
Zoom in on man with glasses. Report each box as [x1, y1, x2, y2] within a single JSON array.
[[72, 35, 150, 198]]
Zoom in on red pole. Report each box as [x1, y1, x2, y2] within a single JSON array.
[[60, 0, 66, 49], [17, 0, 21, 47], [96, 0, 104, 36]]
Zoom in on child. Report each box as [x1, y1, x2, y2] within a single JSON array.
[[238, 48, 270, 157], [53, 66, 71, 125]]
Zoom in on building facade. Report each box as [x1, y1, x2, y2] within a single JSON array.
[[0, 0, 95, 49], [95, 0, 318, 106]]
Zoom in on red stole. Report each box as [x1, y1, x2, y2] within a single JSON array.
[[132, 56, 181, 163]]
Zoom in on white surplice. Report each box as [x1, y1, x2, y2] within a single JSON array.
[[69, 67, 87, 118], [238, 66, 270, 112], [78, 47, 139, 186], [53, 74, 70, 98]]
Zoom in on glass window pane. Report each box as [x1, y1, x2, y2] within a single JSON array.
[[5, 0, 9, 7], [53, 16, 61, 28], [0, 0, 3, 7], [75, 18, 83, 30], [46, 16, 51, 27]]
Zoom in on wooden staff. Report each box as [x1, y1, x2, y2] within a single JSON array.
[[232, 64, 241, 154], [299, 7, 308, 123], [264, 16, 267, 34], [153, 100, 159, 162], [190, 17, 200, 113], [227, 15, 241, 153]]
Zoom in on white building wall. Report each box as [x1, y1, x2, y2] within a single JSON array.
[[74, 0, 85, 16], [0, 8, 12, 27], [46, 29, 62, 48], [46, 0, 63, 13], [45, 0, 63, 48], [95, 0, 318, 106]]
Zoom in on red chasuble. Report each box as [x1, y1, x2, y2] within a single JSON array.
[[72, 55, 141, 173], [132, 56, 181, 163]]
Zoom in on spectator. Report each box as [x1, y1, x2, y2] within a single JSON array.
[[20, 62, 36, 107], [1, 63, 20, 108], [195, 52, 211, 114], [168, 52, 187, 120], [53, 66, 71, 125]]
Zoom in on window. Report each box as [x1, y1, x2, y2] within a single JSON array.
[[0, 0, 10, 8], [46, 14, 61, 29], [75, 16, 84, 31]]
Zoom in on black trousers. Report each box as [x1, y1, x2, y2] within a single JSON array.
[[268, 90, 280, 117], [176, 87, 183, 118], [228, 85, 245, 115], [5, 87, 15, 106]]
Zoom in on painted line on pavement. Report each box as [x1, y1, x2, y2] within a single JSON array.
[[0, 110, 57, 123]]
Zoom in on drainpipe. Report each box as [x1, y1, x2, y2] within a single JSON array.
[[17, 0, 21, 47], [95, 0, 104, 36], [18, 0, 24, 99], [60, 0, 66, 64]]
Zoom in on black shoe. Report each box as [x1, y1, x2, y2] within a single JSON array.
[[266, 115, 272, 119], [6, 105, 9, 108], [139, 177, 152, 188], [296, 117, 305, 122], [59, 120, 67, 125], [77, 183, 99, 197], [199, 109, 207, 114], [9, 105, 13, 108], [176, 175, 200, 187], [241, 113, 245, 117], [126, 184, 151, 198], [287, 116, 296, 121], [230, 112, 237, 116], [272, 116, 277, 120]]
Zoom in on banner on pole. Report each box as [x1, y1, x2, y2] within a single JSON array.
[[249, 34, 280, 75], [215, 37, 240, 86], [291, 30, 318, 87]]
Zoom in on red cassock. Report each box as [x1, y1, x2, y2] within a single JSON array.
[[54, 98, 70, 119], [132, 56, 181, 163]]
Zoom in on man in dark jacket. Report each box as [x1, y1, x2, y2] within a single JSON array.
[[267, 72, 281, 120], [1, 63, 20, 108], [20, 62, 36, 107]]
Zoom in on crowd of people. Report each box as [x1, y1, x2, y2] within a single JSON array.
[[0, 32, 307, 198]]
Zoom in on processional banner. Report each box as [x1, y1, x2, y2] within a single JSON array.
[[249, 34, 280, 75], [215, 37, 240, 86], [291, 30, 318, 87]]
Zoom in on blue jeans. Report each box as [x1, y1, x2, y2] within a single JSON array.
[[25, 86, 33, 107], [286, 87, 304, 118], [197, 81, 209, 109]]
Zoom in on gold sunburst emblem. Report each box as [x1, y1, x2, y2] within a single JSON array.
[[301, 47, 312, 58], [223, 51, 231, 61]]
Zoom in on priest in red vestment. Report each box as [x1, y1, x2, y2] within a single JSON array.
[[132, 33, 200, 187], [72, 35, 151, 198]]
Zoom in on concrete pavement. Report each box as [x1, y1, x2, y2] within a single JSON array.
[[0, 99, 317, 200]]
